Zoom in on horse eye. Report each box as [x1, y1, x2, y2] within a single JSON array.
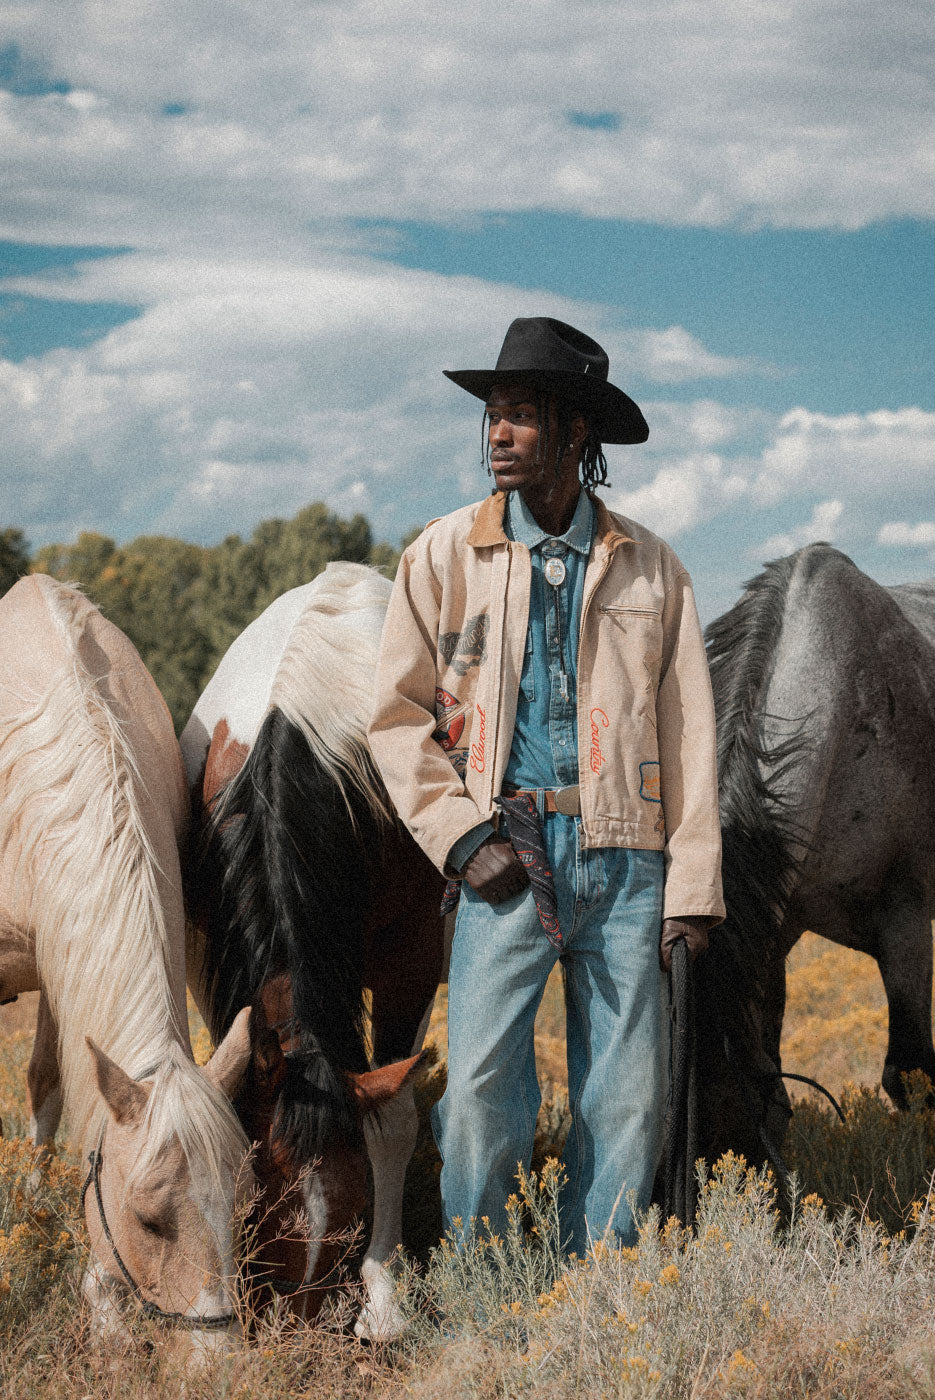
[[136, 1210, 176, 1240]]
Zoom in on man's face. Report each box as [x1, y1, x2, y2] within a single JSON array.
[[486, 382, 553, 493]]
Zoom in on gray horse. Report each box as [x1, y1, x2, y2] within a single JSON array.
[[697, 543, 935, 1165]]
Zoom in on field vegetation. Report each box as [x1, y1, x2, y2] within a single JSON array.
[[1, 933, 935, 1397]]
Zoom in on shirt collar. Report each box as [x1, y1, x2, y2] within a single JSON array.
[[505, 489, 594, 556]]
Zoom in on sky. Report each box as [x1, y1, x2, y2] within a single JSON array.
[[1, 1, 933, 620]]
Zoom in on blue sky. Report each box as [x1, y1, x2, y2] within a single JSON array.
[[0, 3, 933, 620]]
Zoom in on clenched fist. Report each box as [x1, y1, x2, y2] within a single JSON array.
[[659, 915, 711, 971], [461, 836, 530, 905]]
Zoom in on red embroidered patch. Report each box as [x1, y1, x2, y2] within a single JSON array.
[[433, 687, 465, 751]]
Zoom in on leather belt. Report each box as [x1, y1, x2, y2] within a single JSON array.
[[501, 784, 581, 815]]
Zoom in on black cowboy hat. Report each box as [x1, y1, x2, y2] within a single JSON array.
[[444, 316, 648, 445]]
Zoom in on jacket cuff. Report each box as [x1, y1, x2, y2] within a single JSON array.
[[662, 884, 726, 925], [447, 821, 497, 875]]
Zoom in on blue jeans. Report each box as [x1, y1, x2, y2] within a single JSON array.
[[433, 813, 668, 1255]]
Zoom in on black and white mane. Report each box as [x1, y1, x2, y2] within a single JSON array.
[[192, 709, 384, 1158], [186, 566, 396, 1162]]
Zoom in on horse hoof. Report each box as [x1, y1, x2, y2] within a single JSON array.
[[354, 1301, 408, 1343], [882, 1062, 909, 1107]]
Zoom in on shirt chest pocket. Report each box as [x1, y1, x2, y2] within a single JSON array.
[[519, 631, 536, 702]]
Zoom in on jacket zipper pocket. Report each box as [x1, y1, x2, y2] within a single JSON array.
[[599, 605, 660, 619]]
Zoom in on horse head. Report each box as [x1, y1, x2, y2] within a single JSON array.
[[234, 975, 422, 1321], [82, 1008, 254, 1357]]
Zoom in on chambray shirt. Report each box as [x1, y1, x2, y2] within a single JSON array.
[[448, 488, 595, 872]]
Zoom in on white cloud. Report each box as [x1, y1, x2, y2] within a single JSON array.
[[611, 453, 749, 538], [1, 0, 933, 249], [608, 328, 764, 384], [0, 246, 932, 583], [755, 499, 845, 557], [753, 407, 935, 513], [878, 520, 935, 547], [3, 253, 753, 545]]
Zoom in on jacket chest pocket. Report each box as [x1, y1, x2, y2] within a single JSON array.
[[599, 604, 663, 675], [519, 632, 536, 702]]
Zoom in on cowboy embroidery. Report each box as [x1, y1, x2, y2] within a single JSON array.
[[438, 613, 489, 677], [589, 707, 608, 773], [469, 704, 487, 772]]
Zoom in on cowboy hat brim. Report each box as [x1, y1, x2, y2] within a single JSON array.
[[443, 368, 649, 445]]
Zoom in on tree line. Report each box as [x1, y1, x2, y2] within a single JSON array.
[[0, 506, 416, 733]]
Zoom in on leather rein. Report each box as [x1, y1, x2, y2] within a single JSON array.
[[80, 1065, 236, 1332]]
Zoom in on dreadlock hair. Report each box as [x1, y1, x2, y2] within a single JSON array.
[[481, 388, 610, 491]]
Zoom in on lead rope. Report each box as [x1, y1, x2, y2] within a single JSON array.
[[664, 939, 698, 1228]]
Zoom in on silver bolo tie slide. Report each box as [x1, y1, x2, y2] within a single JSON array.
[[542, 543, 570, 700]]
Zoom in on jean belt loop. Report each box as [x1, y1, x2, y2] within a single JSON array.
[[536, 787, 547, 822]]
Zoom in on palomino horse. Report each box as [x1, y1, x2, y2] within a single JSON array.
[[698, 544, 935, 1165], [0, 576, 254, 1351], [181, 562, 445, 1336]]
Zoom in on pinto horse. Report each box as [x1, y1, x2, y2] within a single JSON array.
[[0, 576, 253, 1353], [181, 562, 445, 1336], [698, 544, 935, 1166]]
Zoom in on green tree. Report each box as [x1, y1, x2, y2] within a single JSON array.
[[0, 529, 30, 595], [32, 531, 118, 588]]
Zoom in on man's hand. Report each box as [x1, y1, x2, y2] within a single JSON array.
[[461, 836, 530, 905], [660, 915, 711, 972]]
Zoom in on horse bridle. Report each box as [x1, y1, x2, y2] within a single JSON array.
[[247, 1012, 353, 1302], [80, 1065, 236, 1332]]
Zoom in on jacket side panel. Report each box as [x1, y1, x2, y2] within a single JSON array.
[[654, 567, 725, 920], [575, 521, 724, 922], [577, 539, 667, 845], [368, 520, 496, 875]]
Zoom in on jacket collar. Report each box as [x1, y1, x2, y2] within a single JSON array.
[[467, 490, 633, 554]]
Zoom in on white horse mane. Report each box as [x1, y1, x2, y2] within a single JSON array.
[[0, 579, 247, 1180], [270, 561, 395, 826]]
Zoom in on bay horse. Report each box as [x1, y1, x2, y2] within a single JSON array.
[[181, 562, 445, 1337], [698, 544, 935, 1166], [0, 575, 254, 1353]]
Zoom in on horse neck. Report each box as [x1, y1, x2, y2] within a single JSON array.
[[48, 876, 191, 1156], [15, 692, 192, 1153]]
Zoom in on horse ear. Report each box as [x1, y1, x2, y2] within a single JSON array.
[[86, 1038, 148, 1126], [205, 1006, 253, 1099], [252, 1026, 286, 1094], [347, 1052, 426, 1117]]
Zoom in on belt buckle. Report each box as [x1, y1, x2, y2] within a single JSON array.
[[553, 785, 579, 816]]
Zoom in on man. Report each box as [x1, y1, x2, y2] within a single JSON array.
[[368, 317, 724, 1254]]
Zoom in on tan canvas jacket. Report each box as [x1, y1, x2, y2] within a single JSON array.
[[368, 491, 725, 923]]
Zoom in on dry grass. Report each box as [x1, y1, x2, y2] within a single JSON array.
[[782, 932, 891, 1100], [2, 930, 935, 1396]]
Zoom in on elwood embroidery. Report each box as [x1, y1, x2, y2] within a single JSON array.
[[589, 707, 608, 773], [470, 704, 487, 772]]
